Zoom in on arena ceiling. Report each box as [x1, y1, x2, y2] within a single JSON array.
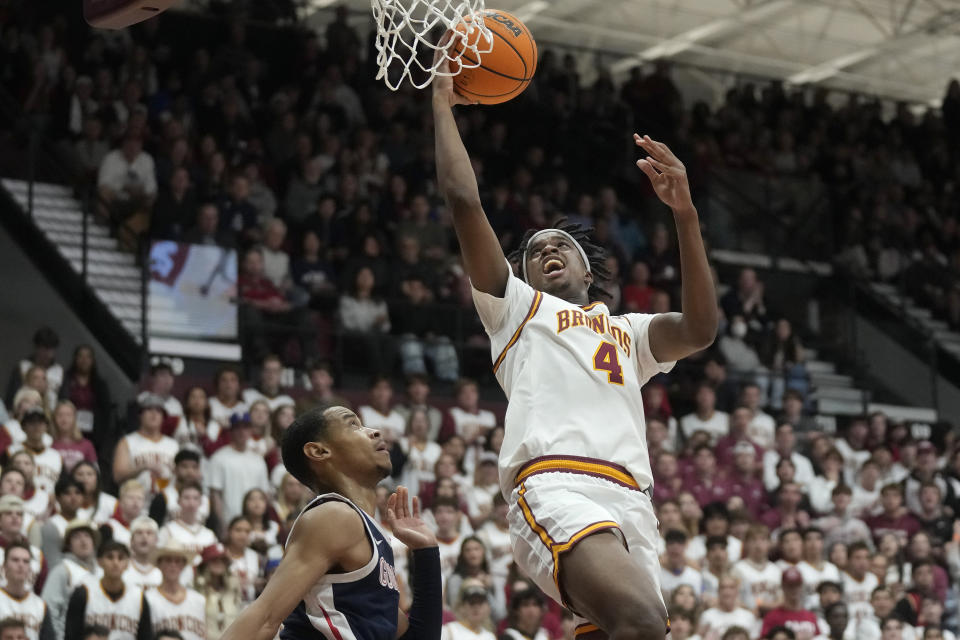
[[315, 0, 960, 106]]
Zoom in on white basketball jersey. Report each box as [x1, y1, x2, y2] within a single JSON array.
[[144, 587, 206, 640], [842, 572, 879, 621], [62, 557, 97, 591], [472, 270, 674, 497], [123, 431, 179, 495], [48, 513, 69, 538], [123, 561, 162, 590], [731, 559, 782, 611], [81, 580, 144, 640], [797, 560, 842, 609], [9, 445, 62, 496], [158, 520, 217, 557], [0, 588, 46, 640]]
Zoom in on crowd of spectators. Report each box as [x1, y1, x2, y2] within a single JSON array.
[[2, 318, 960, 640], [2, 4, 960, 640]]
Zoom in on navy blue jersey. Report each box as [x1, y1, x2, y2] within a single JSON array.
[[280, 494, 400, 640]]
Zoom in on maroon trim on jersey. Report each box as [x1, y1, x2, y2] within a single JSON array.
[[493, 291, 543, 373]]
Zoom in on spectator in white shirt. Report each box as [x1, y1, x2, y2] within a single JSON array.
[[741, 383, 776, 449], [834, 418, 872, 486], [208, 412, 270, 535], [441, 580, 497, 640], [358, 376, 406, 444], [680, 384, 729, 445], [763, 423, 816, 492], [97, 133, 157, 220], [208, 366, 247, 428], [137, 362, 183, 419], [697, 576, 758, 640], [242, 355, 294, 411], [661, 529, 704, 600]]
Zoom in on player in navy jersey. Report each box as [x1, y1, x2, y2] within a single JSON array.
[[220, 406, 442, 640]]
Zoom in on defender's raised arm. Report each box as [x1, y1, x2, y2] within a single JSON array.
[[432, 51, 509, 297]]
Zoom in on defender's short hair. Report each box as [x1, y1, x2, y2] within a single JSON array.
[[281, 407, 332, 491]]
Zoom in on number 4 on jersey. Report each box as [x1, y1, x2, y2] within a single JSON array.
[[593, 341, 624, 385]]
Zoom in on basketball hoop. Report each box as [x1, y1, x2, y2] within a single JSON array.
[[371, 0, 492, 90]]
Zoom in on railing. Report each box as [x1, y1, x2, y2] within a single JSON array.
[[0, 82, 146, 379]]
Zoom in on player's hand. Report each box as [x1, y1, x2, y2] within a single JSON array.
[[635, 134, 695, 218], [386, 486, 437, 550], [432, 32, 476, 108]]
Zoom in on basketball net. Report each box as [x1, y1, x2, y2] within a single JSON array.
[[371, 0, 492, 90]]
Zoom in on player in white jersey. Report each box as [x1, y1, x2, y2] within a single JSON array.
[[220, 406, 443, 640], [0, 542, 54, 640], [144, 544, 205, 640], [112, 395, 179, 500], [64, 541, 150, 640], [432, 50, 717, 640]]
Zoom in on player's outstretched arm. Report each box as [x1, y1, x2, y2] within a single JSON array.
[[432, 45, 509, 297], [635, 134, 719, 361], [219, 502, 365, 640], [387, 487, 442, 640]]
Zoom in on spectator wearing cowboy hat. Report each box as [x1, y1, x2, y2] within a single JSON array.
[[194, 544, 243, 639], [144, 543, 205, 640]]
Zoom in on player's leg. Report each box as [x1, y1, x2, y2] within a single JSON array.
[[558, 530, 668, 640]]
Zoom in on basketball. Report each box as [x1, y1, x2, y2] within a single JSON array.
[[451, 9, 538, 105]]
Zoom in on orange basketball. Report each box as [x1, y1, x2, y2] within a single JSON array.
[[451, 9, 538, 105]]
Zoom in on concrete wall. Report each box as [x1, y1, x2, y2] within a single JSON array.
[[854, 315, 960, 419], [0, 224, 134, 410]]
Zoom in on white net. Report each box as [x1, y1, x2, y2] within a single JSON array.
[[371, 0, 492, 90]]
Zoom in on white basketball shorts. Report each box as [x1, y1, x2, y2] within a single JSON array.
[[506, 456, 666, 636]]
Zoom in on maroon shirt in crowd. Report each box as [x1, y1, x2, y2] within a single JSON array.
[[727, 473, 767, 518], [865, 511, 921, 546], [761, 607, 827, 639]]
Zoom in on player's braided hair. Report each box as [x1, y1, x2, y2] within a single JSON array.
[[508, 218, 612, 301]]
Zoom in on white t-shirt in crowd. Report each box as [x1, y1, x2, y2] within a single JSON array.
[[731, 559, 782, 611], [698, 606, 758, 640], [841, 572, 878, 621], [441, 621, 497, 640], [358, 405, 406, 442], [208, 445, 270, 522], [208, 397, 248, 426], [242, 389, 295, 412], [685, 535, 742, 567], [660, 565, 703, 600], [797, 560, 841, 610], [763, 450, 816, 491], [680, 411, 729, 444], [447, 407, 497, 446], [748, 411, 776, 449], [477, 521, 512, 581]]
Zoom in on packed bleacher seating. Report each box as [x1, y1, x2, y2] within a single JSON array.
[[2, 3, 960, 640]]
